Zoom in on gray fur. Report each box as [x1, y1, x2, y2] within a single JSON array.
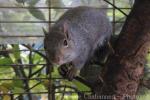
[[44, 6, 112, 70]]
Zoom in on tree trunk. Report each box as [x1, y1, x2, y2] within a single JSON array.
[[98, 0, 150, 99]]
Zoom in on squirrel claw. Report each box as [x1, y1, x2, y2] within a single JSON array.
[[66, 67, 77, 81], [58, 64, 77, 81]]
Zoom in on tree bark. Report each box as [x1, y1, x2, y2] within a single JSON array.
[[98, 0, 150, 99]]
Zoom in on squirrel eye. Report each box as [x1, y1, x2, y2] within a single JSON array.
[[63, 39, 68, 46]]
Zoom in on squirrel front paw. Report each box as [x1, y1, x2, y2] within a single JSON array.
[[58, 64, 77, 81], [67, 67, 78, 81]]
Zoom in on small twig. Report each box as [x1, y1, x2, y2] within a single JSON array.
[[22, 44, 49, 61], [14, 81, 42, 100], [29, 65, 45, 78], [28, 51, 33, 77]]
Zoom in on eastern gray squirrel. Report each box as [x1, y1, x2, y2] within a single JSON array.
[[44, 6, 112, 80]]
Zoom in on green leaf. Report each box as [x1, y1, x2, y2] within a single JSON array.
[[1, 82, 14, 90], [0, 85, 9, 93], [3, 95, 11, 100], [0, 58, 13, 74], [33, 53, 44, 64], [0, 57, 13, 65], [13, 45, 21, 60], [28, 8, 46, 20], [9, 45, 21, 63], [52, 67, 61, 78], [29, 80, 46, 92], [12, 79, 23, 88], [73, 80, 91, 91], [12, 87, 24, 93]]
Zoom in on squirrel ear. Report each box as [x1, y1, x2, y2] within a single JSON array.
[[42, 27, 48, 36], [63, 22, 69, 39]]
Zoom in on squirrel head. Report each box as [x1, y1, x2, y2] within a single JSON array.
[[44, 22, 77, 65]]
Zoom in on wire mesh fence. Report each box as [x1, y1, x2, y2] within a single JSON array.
[[0, 0, 132, 100]]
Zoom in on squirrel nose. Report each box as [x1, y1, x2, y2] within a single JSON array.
[[53, 57, 60, 64], [56, 57, 60, 62]]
